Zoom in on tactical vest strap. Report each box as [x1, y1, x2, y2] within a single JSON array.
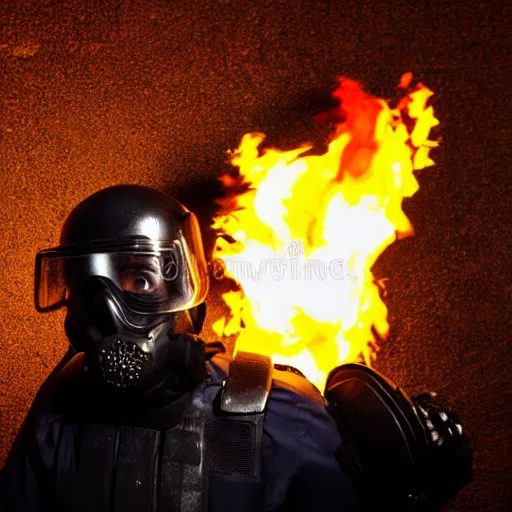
[[220, 351, 273, 414], [208, 351, 270, 511]]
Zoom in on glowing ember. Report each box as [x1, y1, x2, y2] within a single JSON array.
[[211, 74, 439, 390]]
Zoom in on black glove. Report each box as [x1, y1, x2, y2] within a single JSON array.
[[410, 392, 473, 510]]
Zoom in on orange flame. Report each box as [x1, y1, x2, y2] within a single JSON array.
[[211, 74, 439, 390]]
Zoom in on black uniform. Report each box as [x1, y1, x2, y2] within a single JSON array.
[[0, 348, 361, 512]]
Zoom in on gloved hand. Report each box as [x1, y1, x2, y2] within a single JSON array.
[[411, 392, 473, 510]]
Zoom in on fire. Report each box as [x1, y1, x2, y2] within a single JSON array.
[[211, 74, 439, 390]]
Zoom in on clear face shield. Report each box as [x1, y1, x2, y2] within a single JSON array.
[[35, 233, 209, 315]]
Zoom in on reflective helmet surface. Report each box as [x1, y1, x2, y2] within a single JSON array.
[[35, 184, 209, 315]]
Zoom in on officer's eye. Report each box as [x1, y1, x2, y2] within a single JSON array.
[[119, 272, 158, 294], [133, 276, 151, 292]]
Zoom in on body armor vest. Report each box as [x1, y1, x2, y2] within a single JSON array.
[[42, 351, 272, 512]]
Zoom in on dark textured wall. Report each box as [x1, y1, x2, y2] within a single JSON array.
[[0, 1, 509, 510]]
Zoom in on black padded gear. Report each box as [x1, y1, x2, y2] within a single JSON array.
[[325, 364, 473, 511], [325, 364, 430, 510]]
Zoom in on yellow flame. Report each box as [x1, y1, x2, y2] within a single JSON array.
[[211, 75, 439, 390]]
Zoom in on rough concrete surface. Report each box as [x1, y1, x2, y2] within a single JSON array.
[[0, 0, 510, 510]]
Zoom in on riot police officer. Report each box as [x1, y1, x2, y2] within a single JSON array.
[[0, 184, 472, 511]]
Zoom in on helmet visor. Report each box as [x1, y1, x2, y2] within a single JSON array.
[[35, 238, 209, 314]]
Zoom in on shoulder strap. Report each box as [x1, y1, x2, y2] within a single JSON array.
[[208, 351, 271, 511], [220, 351, 273, 414]]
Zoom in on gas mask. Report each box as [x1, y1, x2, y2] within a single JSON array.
[[34, 185, 210, 394]]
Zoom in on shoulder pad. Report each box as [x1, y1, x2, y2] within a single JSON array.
[[325, 363, 430, 479], [220, 351, 273, 414]]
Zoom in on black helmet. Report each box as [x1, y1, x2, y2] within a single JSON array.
[[35, 185, 209, 392], [36, 184, 209, 315]]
